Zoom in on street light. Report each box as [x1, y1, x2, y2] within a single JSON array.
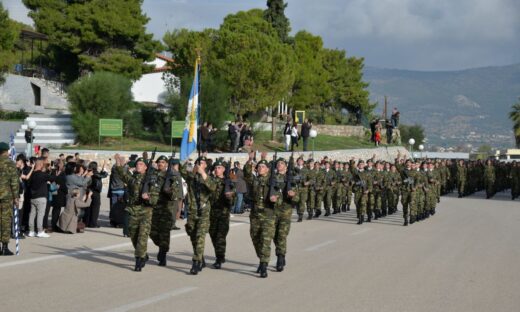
[[309, 129, 317, 159], [27, 120, 37, 158], [408, 138, 415, 160], [418, 144, 424, 159]]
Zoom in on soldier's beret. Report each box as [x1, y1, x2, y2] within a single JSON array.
[[277, 158, 287, 164], [156, 155, 168, 163], [171, 159, 180, 165], [213, 159, 225, 168], [256, 159, 269, 167], [135, 157, 146, 165], [196, 156, 208, 164], [306, 158, 314, 164], [358, 160, 365, 164], [0, 142, 9, 152]]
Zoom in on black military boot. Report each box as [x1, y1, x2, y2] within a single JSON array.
[[367, 215, 372, 222], [297, 214, 303, 222], [134, 257, 142, 272], [307, 212, 313, 220], [314, 210, 321, 218], [357, 216, 363, 225], [200, 258, 206, 270], [141, 254, 149, 268], [324, 210, 331, 217], [403, 219, 408, 226], [410, 216, 416, 224], [374, 211, 379, 220], [190, 260, 200, 275], [276, 255, 285, 272], [347, 205, 350, 211], [341, 204, 347, 212], [157, 249, 167, 267], [213, 256, 225, 269], [259, 262, 268, 278], [2, 243, 14, 256]]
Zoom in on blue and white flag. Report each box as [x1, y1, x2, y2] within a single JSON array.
[[180, 58, 201, 161]]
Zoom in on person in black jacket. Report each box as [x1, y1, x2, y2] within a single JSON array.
[[301, 119, 312, 151], [85, 161, 108, 228]]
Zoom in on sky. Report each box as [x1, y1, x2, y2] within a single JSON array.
[[3, 0, 520, 71]]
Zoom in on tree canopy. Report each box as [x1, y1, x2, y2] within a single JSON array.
[[0, 3, 18, 84], [264, 0, 291, 43], [23, 0, 162, 82]]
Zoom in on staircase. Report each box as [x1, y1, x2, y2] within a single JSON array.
[[14, 115, 76, 150]]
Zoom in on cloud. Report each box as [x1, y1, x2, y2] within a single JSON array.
[[3, 0, 520, 70]]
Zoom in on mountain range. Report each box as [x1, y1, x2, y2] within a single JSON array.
[[363, 63, 520, 148]]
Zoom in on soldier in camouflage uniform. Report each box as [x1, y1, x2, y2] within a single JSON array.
[[180, 156, 216, 275], [484, 160, 496, 199], [456, 160, 467, 198], [313, 162, 326, 218], [400, 160, 416, 226], [114, 154, 158, 271], [148, 156, 179, 267], [333, 161, 344, 214], [342, 162, 354, 212], [272, 158, 299, 272], [512, 161, 519, 200], [209, 159, 235, 269], [0, 142, 19, 256], [243, 155, 275, 278], [305, 160, 317, 219], [295, 157, 309, 222], [387, 164, 401, 215], [365, 160, 376, 221], [322, 161, 336, 216], [372, 161, 385, 219], [353, 160, 370, 225]]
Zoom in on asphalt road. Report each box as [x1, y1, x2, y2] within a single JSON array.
[[1, 191, 519, 312]]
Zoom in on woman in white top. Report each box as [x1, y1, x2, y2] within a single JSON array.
[[290, 122, 299, 151]]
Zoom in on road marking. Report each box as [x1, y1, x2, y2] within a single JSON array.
[[104, 287, 197, 312], [305, 240, 336, 252], [0, 223, 245, 269], [351, 228, 371, 236]]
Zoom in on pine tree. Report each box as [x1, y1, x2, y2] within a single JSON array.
[[263, 0, 291, 43]]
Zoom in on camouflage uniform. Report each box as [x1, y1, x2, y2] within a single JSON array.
[[353, 168, 371, 224], [456, 162, 467, 197], [333, 166, 344, 214], [115, 166, 157, 260], [148, 170, 175, 256], [209, 174, 234, 262], [314, 168, 326, 217], [272, 172, 299, 259], [305, 165, 317, 218], [372, 169, 384, 218], [400, 168, 416, 225], [343, 168, 354, 211], [181, 163, 216, 263], [484, 164, 496, 199], [0, 155, 19, 254], [295, 164, 309, 219], [243, 162, 275, 264], [322, 168, 336, 215]]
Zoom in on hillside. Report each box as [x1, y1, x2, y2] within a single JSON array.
[[364, 64, 520, 148]]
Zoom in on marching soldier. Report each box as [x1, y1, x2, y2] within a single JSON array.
[[295, 157, 309, 222], [181, 156, 216, 275], [353, 160, 370, 225], [313, 161, 326, 218], [305, 160, 317, 219], [456, 160, 467, 198], [333, 161, 344, 214], [209, 159, 235, 269], [342, 162, 354, 212], [400, 160, 415, 226], [243, 154, 275, 278], [113, 154, 158, 271], [322, 161, 336, 216], [484, 160, 496, 199]]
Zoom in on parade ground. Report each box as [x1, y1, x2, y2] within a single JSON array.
[[0, 191, 519, 312]]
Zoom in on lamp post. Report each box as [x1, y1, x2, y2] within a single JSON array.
[[408, 138, 415, 160], [309, 129, 317, 159], [27, 120, 36, 158], [418, 144, 424, 159]]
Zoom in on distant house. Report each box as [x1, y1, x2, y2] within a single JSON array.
[[131, 53, 177, 108]]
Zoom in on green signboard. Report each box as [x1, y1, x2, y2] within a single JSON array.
[[171, 120, 185, 138], [99, 119, 123, 137]]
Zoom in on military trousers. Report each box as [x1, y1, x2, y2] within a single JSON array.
[[150, 202, 174, 252], [273, 206, 292, 256], [298, 188, 308, 215], [249, 207, 275, 263], [185, 202, 211, 261], [127, 205, 153, 258], [354, 191, 367, 217], [209, 206, 231, 259]]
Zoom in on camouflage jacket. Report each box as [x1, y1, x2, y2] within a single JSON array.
[[0, 156, 19, 202]]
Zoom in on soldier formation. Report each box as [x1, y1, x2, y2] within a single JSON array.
[[1, 142, 519, 279]]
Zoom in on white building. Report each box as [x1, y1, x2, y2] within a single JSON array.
[[131, 54, 176, 105]]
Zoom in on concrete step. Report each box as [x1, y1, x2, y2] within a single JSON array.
[[16, 132, 76, 138], [14, 138, 75, 144], [21, 124, 73, 130]]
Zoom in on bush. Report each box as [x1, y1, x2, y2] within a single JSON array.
[[68, 72, 134, 144], [0, 109, 28, 120]]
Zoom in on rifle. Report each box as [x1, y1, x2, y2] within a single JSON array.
[[268, 152, 278, 199], [163, 148, 176, 192], [224, 157, 233, 194], [139, 147, 157, 204], [353, 171, 367, 191]]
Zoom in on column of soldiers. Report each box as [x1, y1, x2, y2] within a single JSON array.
[[3, 141, 519, 280]]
